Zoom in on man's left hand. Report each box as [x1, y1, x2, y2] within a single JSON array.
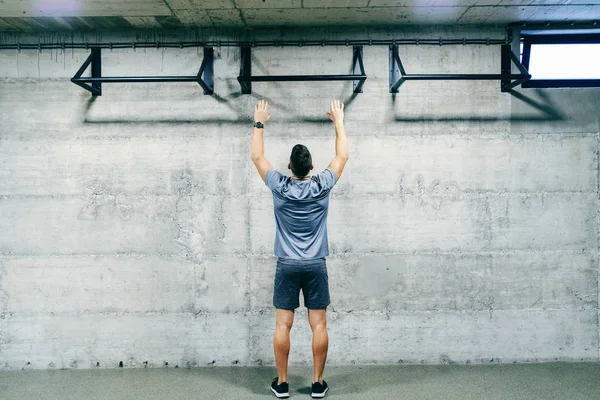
[[254, 100, 272, 124]]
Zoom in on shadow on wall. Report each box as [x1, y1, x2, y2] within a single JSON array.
[[82, 90, 251, 124], [81, 86, 562, 124], [393, 89, 564, 122], [80, 90, 362, 125]]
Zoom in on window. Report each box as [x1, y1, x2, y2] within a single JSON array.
[[520, 33, 600, 88]]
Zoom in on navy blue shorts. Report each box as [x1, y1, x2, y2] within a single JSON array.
[[273, 257, 330, 311]]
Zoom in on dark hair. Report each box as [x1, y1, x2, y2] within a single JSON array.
[[290, 144, 312, 178]]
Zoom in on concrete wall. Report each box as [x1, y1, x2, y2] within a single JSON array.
[[0, 26, 599, 370]]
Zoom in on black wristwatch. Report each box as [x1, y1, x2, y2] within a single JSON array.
[[253, 121, 265, 129]]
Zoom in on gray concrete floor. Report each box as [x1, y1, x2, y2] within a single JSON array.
[[1, 362, 599, 400]]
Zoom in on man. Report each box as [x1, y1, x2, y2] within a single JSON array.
[[250, 99, 348, 398]]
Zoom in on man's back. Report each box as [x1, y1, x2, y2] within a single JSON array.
[[265, 167, 337, 260]]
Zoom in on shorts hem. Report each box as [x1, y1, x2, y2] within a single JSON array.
[[305, 304, 329, 310], [273, 304, 298, 311]]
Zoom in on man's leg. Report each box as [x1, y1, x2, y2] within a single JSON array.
[[308, 309, 328, 384], [274, 308, 295, 384]]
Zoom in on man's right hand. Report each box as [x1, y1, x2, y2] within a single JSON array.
[[326, 100, 344, 124]]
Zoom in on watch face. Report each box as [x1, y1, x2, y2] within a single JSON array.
[[255, 122, 264, 128]]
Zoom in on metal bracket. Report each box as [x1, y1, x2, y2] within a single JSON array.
[[239, 46, 252, 95], [352, 46, 366, 93], [71, 47, 214, 96], [237, 46, 367, 95], [72, 48, 102, 96], [197, 47, 214, 95], [500, 44, 531, 92], [389, 45, 406, 93], [389, 44, 531, 93]]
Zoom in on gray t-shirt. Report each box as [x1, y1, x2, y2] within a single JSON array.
[[265, 167, 337, 260]]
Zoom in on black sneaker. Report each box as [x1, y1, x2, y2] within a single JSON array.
[[270, 377, 289, 398], [311, 380, 328, 398]]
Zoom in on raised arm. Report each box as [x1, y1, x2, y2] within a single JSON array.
[[251, 100, 273, 182], [326, 100, 349, 181]]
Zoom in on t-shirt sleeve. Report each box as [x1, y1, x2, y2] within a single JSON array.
[[265, 168, 285, 191], [318, 167, 337, 191]]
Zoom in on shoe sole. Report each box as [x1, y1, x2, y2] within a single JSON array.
[[270, 387, 289, 398], [311, 387, 328, 398]]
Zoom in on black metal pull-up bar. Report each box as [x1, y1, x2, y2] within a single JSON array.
[[70, 44, 531, 96], [71, 47, 214, 96], [237, 45, 366, 94], [389, 44, 531, 93]]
